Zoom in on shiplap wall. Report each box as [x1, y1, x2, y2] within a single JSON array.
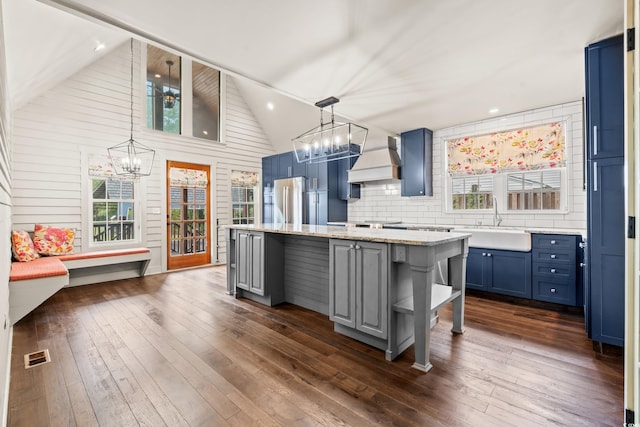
[[0, 0, 12, 419], [11, 40, 275, 273], [349, 101, 586, 230]]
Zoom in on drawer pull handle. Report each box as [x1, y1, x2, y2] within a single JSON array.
[[482, 252, 487, 256], [550, 240, 556, 245], [487, 253, 492, 257], [550, 268, 556, 273], [551, 288, 557, 293], [550, 254, 556, 259]]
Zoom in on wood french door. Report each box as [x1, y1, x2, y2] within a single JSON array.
[[167, 161, 211, 270]]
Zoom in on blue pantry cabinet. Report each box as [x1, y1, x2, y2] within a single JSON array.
[[585, 34, 625, 347]]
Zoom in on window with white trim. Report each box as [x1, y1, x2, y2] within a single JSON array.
[[446, 122, 567, 213], [92, 178, 136, 243], [231, 170, 258, 224], [451, 175, 494, 210], [506, 169, 562, 210], [88, 154, 138, 243]]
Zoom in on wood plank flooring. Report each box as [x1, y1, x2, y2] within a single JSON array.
[[8, 265, 623, 426]]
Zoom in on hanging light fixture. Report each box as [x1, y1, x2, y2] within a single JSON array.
[[292, 96, 367, 164], [108, 38, 155, 178], [163, 60, 177, 109]]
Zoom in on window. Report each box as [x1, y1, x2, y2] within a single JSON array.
[[146, 45, 181, 134], [506, 169, 562, 210], [192, 61, 220, 141], [447, 122, 567, 213], [92, 178, 135, 243], [451, 175, 494, 210], [231, 171, 258, 224], [146, 45, 221, 141]]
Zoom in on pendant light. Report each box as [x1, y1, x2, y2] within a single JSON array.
[[108, 38, 155, 178], [292, 96, 367, 164], [163, 60, 177, 109]]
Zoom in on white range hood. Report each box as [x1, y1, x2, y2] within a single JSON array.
[[347, 136, 400, 183]]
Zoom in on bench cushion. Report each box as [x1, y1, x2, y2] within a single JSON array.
[[58, 248, 150, 261], [9, 257, 68, 281]]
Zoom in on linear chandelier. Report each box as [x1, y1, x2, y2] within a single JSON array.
[[292, 97, 367, 164], [108, 38, 155, 178]]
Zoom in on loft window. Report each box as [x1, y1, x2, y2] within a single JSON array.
[[192, 61, 220, 141], [146, 45, 181, 134]]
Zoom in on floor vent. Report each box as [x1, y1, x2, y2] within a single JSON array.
[[24, 349, 51, 369]]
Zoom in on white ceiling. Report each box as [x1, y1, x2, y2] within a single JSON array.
[[3, 0, 624, 153]]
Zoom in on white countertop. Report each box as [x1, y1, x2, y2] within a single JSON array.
[[226, 223, 470, 246]]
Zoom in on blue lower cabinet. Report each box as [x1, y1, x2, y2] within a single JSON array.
[[465, 248, 531, 298]]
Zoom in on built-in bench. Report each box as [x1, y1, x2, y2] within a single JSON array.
[[9, 248, 151, 325]]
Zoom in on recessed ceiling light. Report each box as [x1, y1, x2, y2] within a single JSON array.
[[154, 74, 161, 79], [489, 108, 499, 114], [94, 42, 106, 52], [266, 102, 274, 110]]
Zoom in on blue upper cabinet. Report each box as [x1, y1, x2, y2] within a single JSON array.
[[400, 128, 433, 197], [585, 35, 624, 159], [276, 152, 306, 178]]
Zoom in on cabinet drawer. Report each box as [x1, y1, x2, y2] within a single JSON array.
[[532, 249, 575, 264], [532, 262, 574, 278], [532, 234, 576, 251], [533, 278, 576, 305]]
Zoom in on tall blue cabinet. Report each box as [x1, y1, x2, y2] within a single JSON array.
[[585, 34, 625, 347]]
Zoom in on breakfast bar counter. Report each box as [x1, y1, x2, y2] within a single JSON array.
[[225, 224, 470, 372]]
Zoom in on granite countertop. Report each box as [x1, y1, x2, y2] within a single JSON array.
[[226, 223, 470, 246]]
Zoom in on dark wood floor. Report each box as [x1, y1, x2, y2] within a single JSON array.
[[8, 265, 623, 426]]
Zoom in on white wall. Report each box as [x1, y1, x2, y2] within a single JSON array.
[[349, 100, 586, 230], [10, 40, 275, 272], [0, 0, 12, 421]]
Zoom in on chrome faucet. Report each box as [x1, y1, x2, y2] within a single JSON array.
[[493, 196, 503, 227]]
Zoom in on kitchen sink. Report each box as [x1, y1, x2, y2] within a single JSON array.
[[452, 228, 531, 251]]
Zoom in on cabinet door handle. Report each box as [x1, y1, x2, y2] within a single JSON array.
[[580, 262, 586, 267], [355, 245, 361, 250], [593, 125, 598, 156], [550, 254, 556, 259], [482, 252, 487, 256], [593, 162, 598, 192], [551, 288, 557, 293], [349, 244, 355, 249], [288, 166, 292, 177], [550, 268, 556, 273], [486, 253, 492, 257], [550, 240, 556, 245]]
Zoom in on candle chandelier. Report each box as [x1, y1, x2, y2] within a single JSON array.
[[291, 96, 367, 164], [108, 38, 155, 178]]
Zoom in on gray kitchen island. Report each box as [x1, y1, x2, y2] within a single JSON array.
[[225, 224, 469, 372]]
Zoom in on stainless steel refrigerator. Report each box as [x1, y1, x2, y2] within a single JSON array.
[[273, 177, 304, 225]]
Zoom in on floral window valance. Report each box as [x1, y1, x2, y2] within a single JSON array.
[[231, 170, 259, 187], [447, 122, 565, 176], [170, 167, 208, 188]]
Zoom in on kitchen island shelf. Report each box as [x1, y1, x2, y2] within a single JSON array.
[[392, 284, 461, 315]]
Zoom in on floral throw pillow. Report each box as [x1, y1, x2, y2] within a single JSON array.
[[11, 230, 40, 262], [33, 224, 75, 256]]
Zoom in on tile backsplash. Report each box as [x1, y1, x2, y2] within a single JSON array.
[[348, 100, 586, 230]]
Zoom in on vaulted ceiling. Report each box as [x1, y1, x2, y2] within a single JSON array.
[[3, 0, 624, 153]]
